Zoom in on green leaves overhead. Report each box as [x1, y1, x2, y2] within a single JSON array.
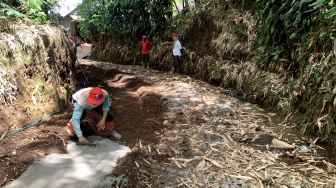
[[0, 2, 27, 19], [77, 0, 173, 39], [254, 0, 336, 69], [0, 0, 59, 22]]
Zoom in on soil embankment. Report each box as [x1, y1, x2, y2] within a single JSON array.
[[149, 9, 336, 143], [89, 3, 336, 142], [0, 25, 76, 132], [0, 25, 75, 186]]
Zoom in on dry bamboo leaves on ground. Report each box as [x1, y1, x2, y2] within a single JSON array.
[[80, 60, 336, 187]]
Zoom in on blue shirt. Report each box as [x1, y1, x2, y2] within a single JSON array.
[[71, 88, 110, 137]]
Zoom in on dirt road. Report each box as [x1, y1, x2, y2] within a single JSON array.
[[2, 58, 336, 187], [80, 60, 336, 187]]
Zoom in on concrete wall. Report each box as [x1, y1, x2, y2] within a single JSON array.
[[58, 15, 77, 38]]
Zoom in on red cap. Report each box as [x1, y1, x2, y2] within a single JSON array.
[[88, 87, 103, 105], [171, 33, 178, 38], [142, 35, 147, 39]]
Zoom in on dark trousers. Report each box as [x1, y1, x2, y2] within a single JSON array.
[[172, 56, 182, 73], [142, 54, 149, 62]]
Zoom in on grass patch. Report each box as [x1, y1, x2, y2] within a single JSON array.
[[252, 104, 262, 113]]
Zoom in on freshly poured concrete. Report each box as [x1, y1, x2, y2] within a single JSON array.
[[6, 136, 130, 188]]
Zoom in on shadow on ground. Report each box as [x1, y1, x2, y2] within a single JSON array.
[[77, 64, 167, 146], [75, 64, 169, 187], [1, 63, 168, 187]]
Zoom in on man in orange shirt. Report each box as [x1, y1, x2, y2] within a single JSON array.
[[139, 35, 153, 68]]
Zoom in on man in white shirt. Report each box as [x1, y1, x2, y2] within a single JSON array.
[[171, 33, 183, 74]]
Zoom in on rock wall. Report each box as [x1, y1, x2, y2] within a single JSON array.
[[0, 24, 75, 133]]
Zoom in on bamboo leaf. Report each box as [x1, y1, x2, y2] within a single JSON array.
[[289, 32, 297, 39], [309, 0, 327, 9]]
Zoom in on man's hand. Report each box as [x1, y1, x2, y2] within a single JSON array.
[[78, 136, 88, 143], [97, 119, 106, 131]]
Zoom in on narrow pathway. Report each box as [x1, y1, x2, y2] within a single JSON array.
[[81, 59, 336, 188], [3, 57, 336, 188]]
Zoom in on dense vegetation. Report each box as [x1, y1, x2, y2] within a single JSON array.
[[0, 0, 59, 31], [254, 0, 336, 70], [253, 0, 336, 140], [87, 0, 334, 143], [1, 0, 336, 142], [77, 0, 174, 40], [73, 0, 336, 142]]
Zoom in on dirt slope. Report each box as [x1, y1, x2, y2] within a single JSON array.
[[0, 24, 76, 137], [0, 24, 75, 186], [83, 61, 336, 188], [2, 59, 336, 187]]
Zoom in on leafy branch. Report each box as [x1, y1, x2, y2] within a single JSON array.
[[77, 0, 173, 40], [254, 0, 336, 70], [0, 0, 59, 27]]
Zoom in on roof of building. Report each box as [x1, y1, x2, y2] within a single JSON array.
[[69, 14, 83, 21]]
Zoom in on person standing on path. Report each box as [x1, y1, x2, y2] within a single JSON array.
[[171, 33, 183, 74], [66, 87, 122, 143], [139, 35, 153, 69], [75, 35, 82, 49]]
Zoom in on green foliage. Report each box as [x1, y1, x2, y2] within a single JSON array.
[[299, 117, 311, 134], [208, 60, 225, 81], [18, 0, 47, 21], [194, 7, 214, 28], [231, 23, 247, 39], [0, 0, 59, 24], [0, 2, 27, 32], [77, 0, 173, 40], [252, 104, 262, 113], [149, 0, 173, 37], [0, 2, 28, 19], [254, 0, 336, 70], [323, 92, 333, 101]]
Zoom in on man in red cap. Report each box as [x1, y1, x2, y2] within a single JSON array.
[[66, 87, 121, 143], [171, 33, 183, 74], [139, 35, 153, 68]]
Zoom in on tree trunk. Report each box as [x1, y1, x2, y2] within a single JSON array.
[[184, 0, 189, 9], [173, 0, 180, 14], [182, 0, 190, 14]]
